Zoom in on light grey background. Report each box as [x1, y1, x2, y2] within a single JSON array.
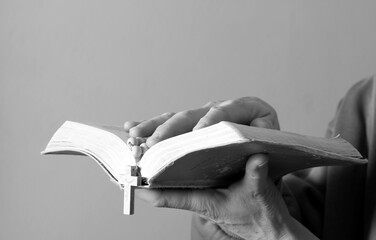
[[1, 1, 376, 239]]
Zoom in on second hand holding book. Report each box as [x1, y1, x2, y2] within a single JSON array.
[[42, 121, 366, 215]]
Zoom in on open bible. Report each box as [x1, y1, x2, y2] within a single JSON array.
[[42, 121, 366, 215]]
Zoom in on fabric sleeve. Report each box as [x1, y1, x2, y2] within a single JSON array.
[[283, 76, 375, 240], [191, 76, 375, 240]]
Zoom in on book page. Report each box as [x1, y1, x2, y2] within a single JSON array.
[[42, 121, 133, 183], [232, 123, 363, 159], [139, 122, 247, 179], [138, 121, 365, 188]]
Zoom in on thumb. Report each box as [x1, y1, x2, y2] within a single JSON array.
[[243, 154, 269, 192]]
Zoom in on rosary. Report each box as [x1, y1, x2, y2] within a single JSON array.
[[126, 136, 149, 162], [122, 136, 149, 215]]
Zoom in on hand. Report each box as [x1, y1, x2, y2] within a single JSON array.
[[124, 97, 280, 147], [136, 154, 318, 240], [125, 97, 317, 239]]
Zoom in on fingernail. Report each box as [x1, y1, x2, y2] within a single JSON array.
[[123, 122, 130, 130], [257, 159, 268, 168], [251, 154, 268, 167], [129, 127, 137, 136]]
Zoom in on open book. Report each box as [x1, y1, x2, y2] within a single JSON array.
[[42, 121, 366, 215]]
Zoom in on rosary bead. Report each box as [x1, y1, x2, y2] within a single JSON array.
[[131, 145, 142, 158]]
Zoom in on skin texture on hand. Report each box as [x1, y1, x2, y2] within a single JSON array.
[[136, 155, 318, 240], [135, 154, 290, 239], [124, 97, 318, 239], [123, 97, 280, 147]]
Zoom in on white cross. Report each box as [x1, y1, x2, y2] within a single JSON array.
[[121, 166, 141, 215]]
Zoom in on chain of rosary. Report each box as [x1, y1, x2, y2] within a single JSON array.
[[126, 137, 149, 163]]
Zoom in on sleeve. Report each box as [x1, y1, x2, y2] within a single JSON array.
[[283, 76, 376, 240], [191, 75, 376, 240]]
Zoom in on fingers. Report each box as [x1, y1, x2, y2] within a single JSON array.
[[202, 100, 225, 108], [123, 121, 140, 132], [193, 103, 234, 130], [135, 188, 223, 217], [128, 112, 174, 137], [146, 107, 209, 146], [125, 96, 279, 147], [194, 97, 279, 130], [243, 154, 269, 195], [135, 155, 270, 214], [124, 107, 210, 147]]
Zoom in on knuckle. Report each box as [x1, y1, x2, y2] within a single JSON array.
[[204, 101, 216, 107], [176, 110, 195, 121], [148, 118, 160, 126], [240, 96, 263, 106], [209, 105, 230, 119], [237, 96, 251, 105], [209, 105, 225, 112], [217, 99, 235, 107], [161, 112, 175, 118], [147, 129, 164, 145], [203, 100, 223, 107], [150, 130, 163, 141]]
